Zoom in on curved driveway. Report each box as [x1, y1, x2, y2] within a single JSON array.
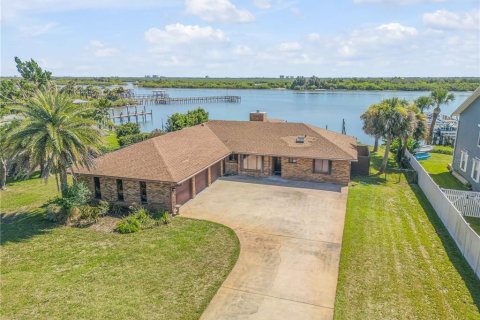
[[181, 176, 348, 320]]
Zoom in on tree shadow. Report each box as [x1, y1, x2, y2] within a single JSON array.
[[1, 209, 57, 245], [408, 183, 480, 309]]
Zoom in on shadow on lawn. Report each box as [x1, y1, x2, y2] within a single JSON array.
[[408, 183, 480, 309], [1, 209, 57, 245]]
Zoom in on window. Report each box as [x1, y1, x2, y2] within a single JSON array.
[[94, 177, 101, 199], [242, 155, 262, 170], [228, 153, 238, 162], [139, 181, 147, 203], [460, 150, 468, 172], [472, 158, 480, 183], [116, 179, 124, 201], [288, 158, 297, 164], [313, 159, 331, 174], [477, 128, 480, 147]]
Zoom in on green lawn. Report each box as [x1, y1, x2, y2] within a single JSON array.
[[0, 177, 239, 320], [418, 153, 469, 190], [334, 151, 480, 319], [104, 130, 120, 152], [418, 152, 480, 235]]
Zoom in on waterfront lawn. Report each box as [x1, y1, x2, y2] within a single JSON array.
[[1, 177, 239, 320], [419, 153, 469, 190], [104, 130, 120, 152], [334, 151, 480, 319]]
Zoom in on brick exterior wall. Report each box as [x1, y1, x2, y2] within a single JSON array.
[[238, 155, 272, 177], [281, 158, 351, 185], [75, 174, 175, 212], [225, 157, 239, 174]]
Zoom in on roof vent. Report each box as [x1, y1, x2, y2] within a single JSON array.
[[296, 135, 305, 144]]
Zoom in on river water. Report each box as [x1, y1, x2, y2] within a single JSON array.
[[114, 85, 471, 144]]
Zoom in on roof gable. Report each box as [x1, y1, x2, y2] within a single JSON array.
[[452, 86, 480, 116]]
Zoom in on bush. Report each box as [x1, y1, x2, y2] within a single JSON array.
[[78, 205, 102, 224], [160, 211, 171, 225], [115, 206, 157, 233], [118, 132, 151, 147], [98, 200, 110, 216], [55, 182, 91, 213], [431, 146, 454, 155], [116, 215, 141, 234], [45, 203, 62, 222], [115, 122, 140, 138]]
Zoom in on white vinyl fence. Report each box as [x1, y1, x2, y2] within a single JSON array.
[[442, 189, 480, 218], [406, 151, 480, 279]]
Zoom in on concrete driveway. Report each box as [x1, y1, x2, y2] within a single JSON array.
[[180, 176, 348, 320]]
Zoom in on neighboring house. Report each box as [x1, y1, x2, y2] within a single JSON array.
[[75, 112, 358, 212], [451, 87, 480, 191]]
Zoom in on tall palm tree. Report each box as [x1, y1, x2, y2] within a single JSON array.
[[361, 103, 383, 152], [377, 98, 410, 173], [7, 88, 103, 195], [397, 105, 426, 161], [428, 89, 454, 143], [414, 96, 433, 114]]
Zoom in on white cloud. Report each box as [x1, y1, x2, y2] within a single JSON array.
[[376, 23, 418, 39], [185, 0, 255, 23], [423, 9, 480, 30], [278, 41, 301, 51], [19, 22, 57, 37], [88, 40, 118, 57], [233, 45, 253, 55], [2, 0, 169, 22], [307, 33, 320, 41], [253, 0, 271, 9], [145, 23, 228, 47], [353, 0, 445, 4]]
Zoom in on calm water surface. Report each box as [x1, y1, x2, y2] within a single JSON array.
[[115, 85, 471, 144]]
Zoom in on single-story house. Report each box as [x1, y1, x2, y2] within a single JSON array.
[[75, 112, 359, 212], [451, 87, 480, 191]]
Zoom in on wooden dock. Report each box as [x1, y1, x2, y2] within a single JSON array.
[[110, 105, 152, 123], [133, 94, 241, 105]]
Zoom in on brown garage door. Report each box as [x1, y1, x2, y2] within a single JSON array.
[[211, 161, 221, 183], [195, 169, 208, 194], [176, 179, 192, 205]]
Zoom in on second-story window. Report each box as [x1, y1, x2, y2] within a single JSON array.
[[472, 158, 480, 183], [460, 150, 468, 172]]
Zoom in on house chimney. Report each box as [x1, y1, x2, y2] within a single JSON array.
[[249, 110, 267, 122]]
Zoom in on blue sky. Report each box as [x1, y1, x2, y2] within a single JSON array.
[[1, 0, 479, 77]]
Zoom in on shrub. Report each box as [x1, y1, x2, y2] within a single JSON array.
[[79, 205, 102, 224], [115, 122, 140, 138], [55, 182, 91, 213], [118, 132, 151, 147], [45, 203, 62, 222], [116, 215, 141, 234], [160, 211, 171, 225], [97, 200, 110, 216], [115, 206, 157, 233], [431, 146, 454, 155]]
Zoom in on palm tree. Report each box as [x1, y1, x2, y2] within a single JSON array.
[[397, 105, 426, 161], [361, 103, 383, 152], [376, 98, 410, 173], [7, 88, 103, 195], [428, 89, 454, 143], [414, 96, 433, 114]]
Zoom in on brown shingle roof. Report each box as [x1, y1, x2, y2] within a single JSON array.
[[205, 121, 357, 160], [76, 120, 357, 183], [75, 124, 230, 183]]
